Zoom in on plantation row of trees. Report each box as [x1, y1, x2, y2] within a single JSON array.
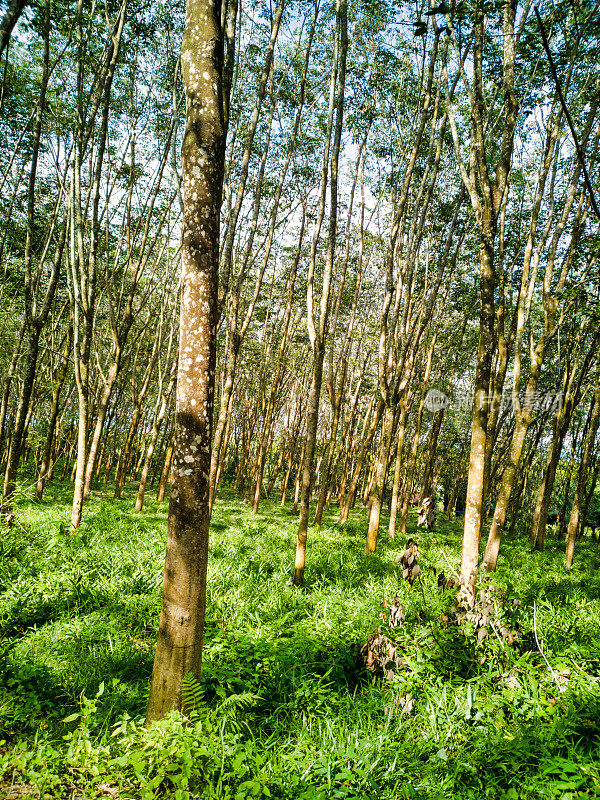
[[1, 0, 599, 718]]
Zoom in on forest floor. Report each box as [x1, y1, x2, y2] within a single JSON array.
[[1, 477, 600, 799]]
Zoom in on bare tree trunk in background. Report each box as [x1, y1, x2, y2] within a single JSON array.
[[36, 326, 72, 499], [395, 326, 441, 539], [421, 407, 444, 500], [531, 330, 597, 550], [252, 217, 305, 513], [2, 0, 66, 511], [209, 0, 288, 512], [293, 0, 346, 585], [566, 386, 600, 568], [339, 396, 385, 523], [445, 0, 518, 603], [483, 89, 599, 570], [70, 0, 127, 530], [0, 318, 26, 469], [135, 358, 177, 512], [157, 432, 174, 502], [363, 405, 393, 551]]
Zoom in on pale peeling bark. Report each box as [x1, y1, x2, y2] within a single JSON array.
[[146, 0, 227, 723]]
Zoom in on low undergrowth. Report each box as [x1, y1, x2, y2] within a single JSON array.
[[1, 477, 599, 799]]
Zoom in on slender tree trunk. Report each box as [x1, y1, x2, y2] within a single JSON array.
[[251, 231, 304, 513], [36, 326, 72, 500], [3, 325, 41, 504], [114, 405, 143, 497], [83, 364, 118, 499], [531, 416, 570, 550], [339, 397, 385, 523], [70, 0, 127, 529], [483, 418, 529, 570], [566, 387, 600, 568], [0, 318, 26, 467], [293, 436, 306, 513], [294, 350, 325, 580], [293, 0, 346, 584], [136, 363, 176, 512], [421, 407, 444, 500]]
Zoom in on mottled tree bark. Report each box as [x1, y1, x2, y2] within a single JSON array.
[[146, 0, 228, 723], [364, 405, 395, 550]]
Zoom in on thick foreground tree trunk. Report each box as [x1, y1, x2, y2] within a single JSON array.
[[146, 0, 227, 723]]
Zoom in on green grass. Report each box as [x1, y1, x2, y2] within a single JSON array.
[[1, 477, 600, 799]]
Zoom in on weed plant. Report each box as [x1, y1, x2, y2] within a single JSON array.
[[0, 477, 599, 798]]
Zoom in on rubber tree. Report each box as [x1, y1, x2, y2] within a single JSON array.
[[2, 0, 66, 512], [146, 0, 232, 723], [292, 0, 347, 586], [69, 0, 128, 530], [566, 384, 600, 568], [443, 0, 521, 603], [483, 104, 600, 570]]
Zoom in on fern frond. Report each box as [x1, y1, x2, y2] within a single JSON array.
[[217, 691, 257, 716], [181, 671, 204, 717]]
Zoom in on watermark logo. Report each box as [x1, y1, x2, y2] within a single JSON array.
[[424, 388, 563, 414], [424, 389, 451, 413]]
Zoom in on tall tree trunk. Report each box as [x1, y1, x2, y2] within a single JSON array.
[[445, 0, 518, 603], [3, 325, 41, 502], [339, 397, 385, 523], [146, 0, 228, 723], [293, 0, 346, 585], [157, 432, 174, 502], [70, 0, 127, 529], [83, 363, 118, 499], [0, 318, 26, 468], [531, 413, 571, 551], [252, 225, 304, 513], [2, 0, 64, 510], [36, 326, 72, 500], [566, 387, 600, 568], [364, 405, 394, 550], [135, 361, 176, 512]]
